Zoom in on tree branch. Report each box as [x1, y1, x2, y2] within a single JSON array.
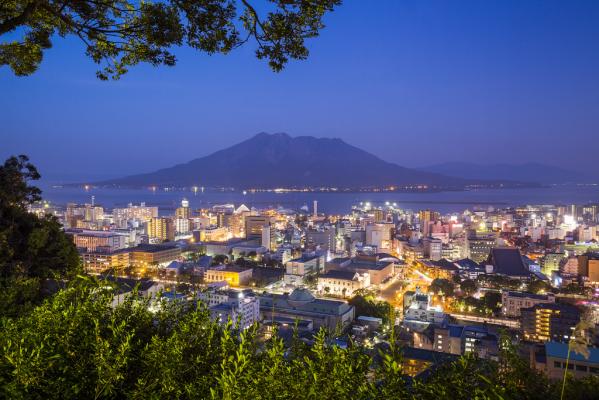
[[0, 1, 39, 35]]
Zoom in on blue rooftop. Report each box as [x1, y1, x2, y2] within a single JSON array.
[[546, 342, 599, 363]]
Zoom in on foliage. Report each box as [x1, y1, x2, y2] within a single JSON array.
[[428, 278, 454, 296], [2, 278, 599, 399], [459, 278, 477, 296], [0, 0, 341, 79], [0, 155, 80, 317], [452, 291, 501, 316], [483, 291, 502, 314], [559, 283, 589, 296], [527, 279, 552, 294], [477, 274, 522, 290], [211, 254, 228, 265], [349, 291, 392, 323]]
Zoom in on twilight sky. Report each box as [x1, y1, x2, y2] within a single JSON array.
[[2, 0, 599, 182]]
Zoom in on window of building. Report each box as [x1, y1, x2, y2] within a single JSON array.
[[554, 361, 561, 368], [576, 365, 588, 372]]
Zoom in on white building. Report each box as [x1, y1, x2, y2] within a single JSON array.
[[174, 217, 191, 234], [365, 223, 393, 251], [501, 291, 556, 318], [317, 270, 370, 298], [403, 288, 447, 332], [423, 237, 442, 261], [198, 287, 260, 330]]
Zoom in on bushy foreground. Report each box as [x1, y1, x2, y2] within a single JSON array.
[[1, 278, 598, 400]]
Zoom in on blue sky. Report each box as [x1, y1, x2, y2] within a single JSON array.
[[2, 0, 598, 181]]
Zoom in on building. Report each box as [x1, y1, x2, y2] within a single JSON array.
[[198, 287, 260, 330], [175, 217, 191, 235], [284, 254, 325, 285], [258, 288, 355, 331], [467, 233, 496, 263], [454, 258, 485, 279], [317, 270, 370, 298], [533, 342, 599, 379], [80, 249, 130, 272], [398, 347, 459, 378], [413, 324, 498, 359], [578, 252, 599, 283], [245, 215, 272, 239], [109, 277, 164, 307], [67, 229, 126, 252], [175, 198, 192, 219], [306, 228, 336, 252], [403, 288, 447, 332], [419, 209, 440, 236], [541, 252, 566, 276], [501, 291, 556, 318], [112, 202, 158, 224], [365, 223, 393, 251], [423, 237, 443, 261], [205, 265, 253, 287], [129, 244, 181, 268], [487, 247, 531, 278], [260, 224, 276, 251], [521, 303, 581, 342], [195, 226, 229, 242], [326, 254, 395, 285], [147, 217, 175, 242]]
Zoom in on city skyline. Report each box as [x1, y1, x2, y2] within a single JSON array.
[[3, 0, 599, 180], [3, 1, 599, 395]]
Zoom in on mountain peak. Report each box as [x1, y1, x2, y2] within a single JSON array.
[[96, 134, 468, 189], [252, 132, 290, 140]]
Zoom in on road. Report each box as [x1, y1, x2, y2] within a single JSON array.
[[379, 264, 433, 309], [449, 313, 520, 329]]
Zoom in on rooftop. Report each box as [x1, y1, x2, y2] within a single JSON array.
[[131, 244, 179, 253], [489, 247, 530, 277], [319, 270, 359, 280], [546, 341, 599, 363]]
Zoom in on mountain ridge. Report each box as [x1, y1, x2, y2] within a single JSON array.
[[92, 133, 528, 189]]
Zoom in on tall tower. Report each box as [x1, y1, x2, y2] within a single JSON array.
[[176, 198, 191, 219], [313, 200, 318, 218]]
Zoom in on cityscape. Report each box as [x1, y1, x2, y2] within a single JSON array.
[[3, 0, 599, 398], [30, 193, 599, 379]]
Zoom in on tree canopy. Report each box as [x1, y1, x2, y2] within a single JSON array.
[[0, 0, 341, 79], [459, 278, 477, 297], [2, 277, 599, 399], [0, 155, 80, 317], [428, 278, 454, 297]]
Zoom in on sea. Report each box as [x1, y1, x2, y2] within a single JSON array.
[[38, 184, 599, 216]]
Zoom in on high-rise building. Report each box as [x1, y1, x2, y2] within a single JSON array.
[[521, 303, 581, 342], [467, 232, 496, 263], [423, 237, 443, 261], [174, 218, 191, 234], [541, 252, 566, 276], [113, 202, 158, 224], [175, 198, 192, 219], [245, 215, 272, 239], [261, 224, 276, 251], [419, 209, 440, 236], [365, 223, 393, 251], [147, 217, 175, 242], [578, 252, 599, 283], [374, 209, 385, 223]]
